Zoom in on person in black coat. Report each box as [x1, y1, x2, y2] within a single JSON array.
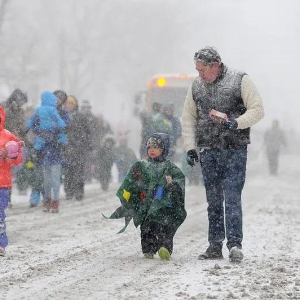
[[95, 134, 116, 191], [80, 100, 100, 182], [64, 96, 91, 201]]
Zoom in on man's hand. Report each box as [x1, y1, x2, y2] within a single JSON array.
[[186, 149, 199, 167], [226, 119, 238, 131]]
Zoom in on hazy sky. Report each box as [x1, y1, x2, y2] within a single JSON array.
[[0, 0, 299, 132]]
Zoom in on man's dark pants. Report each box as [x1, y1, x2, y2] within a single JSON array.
[[64, 159, 85, 200], [199, 146, 247, 250]]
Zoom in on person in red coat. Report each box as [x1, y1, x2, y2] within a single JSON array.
[[0, 106, 23, 257]]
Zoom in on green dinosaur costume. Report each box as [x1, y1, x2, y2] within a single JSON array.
[[103, 160, 186, 234]]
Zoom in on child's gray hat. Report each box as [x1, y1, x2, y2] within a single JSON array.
[[146, 136, 164, 150]]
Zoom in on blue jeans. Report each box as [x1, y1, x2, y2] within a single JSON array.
[[199, 147, 247, 250], [0, 188, 10, 248], [43, 164, 62, 201], [29, 164, 45, 206]]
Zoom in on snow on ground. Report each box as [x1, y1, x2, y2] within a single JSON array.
[[1, 154, 300, 300]]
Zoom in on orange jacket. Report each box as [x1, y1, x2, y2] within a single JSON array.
[[0, 106, 23, 188]]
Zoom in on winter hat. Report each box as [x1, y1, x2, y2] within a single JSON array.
[[53, 90, 67, 104], [102, 134, 116, 147], [163, 102, 174, 114], [146, 133, 170, 161], [6, 89, 28, 106], [81, 99, 91, 108], [194, 46, 221, 65], [146, 135, 165, 150], [66, 95, 78, 107], [152, 102, 162, 113], [41, 91, 57, 106], [0, 106, 5, 130]]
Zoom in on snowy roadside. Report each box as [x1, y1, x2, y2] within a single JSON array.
[[0, 154, 300, 300]]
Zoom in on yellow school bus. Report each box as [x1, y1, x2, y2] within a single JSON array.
[[134, 74, 196, 118]]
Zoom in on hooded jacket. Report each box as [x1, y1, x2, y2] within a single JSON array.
[[27, 91, 66, 132], [4, 89, 27, 141], [0, 107, 23, 188], [96, 134, 116, 179], [104, 132, 186, 233]]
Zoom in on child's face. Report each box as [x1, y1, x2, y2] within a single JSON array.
[[148, 146, 163, 159]]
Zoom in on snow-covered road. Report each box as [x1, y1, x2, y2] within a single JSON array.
[[1, 154, 300, 300]]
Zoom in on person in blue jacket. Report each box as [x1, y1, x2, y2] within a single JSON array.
[[27, 91, 67, 151]]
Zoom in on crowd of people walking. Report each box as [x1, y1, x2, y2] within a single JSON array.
[[1, 46, 290, 262], [0, 89, 135, 214]]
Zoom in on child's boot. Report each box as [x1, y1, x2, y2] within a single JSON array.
[[43, 199, 52, 212], [158, 247, 171, 260], [0, 247, 5, 257], [51, 201, 59, 213], [29, 190, 40, 208]]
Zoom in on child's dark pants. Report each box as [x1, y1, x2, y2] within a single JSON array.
[[141, 221, 175, 255]]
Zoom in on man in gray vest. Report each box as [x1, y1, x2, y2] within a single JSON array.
[[182, 46, 264, 262]]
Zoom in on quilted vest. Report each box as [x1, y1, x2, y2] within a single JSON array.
[[192, 65, 250, 148]]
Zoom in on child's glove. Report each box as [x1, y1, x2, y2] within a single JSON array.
[[166, 175, 173, 185], [5, 141, 19, 159], [5, 141, 24, 159]]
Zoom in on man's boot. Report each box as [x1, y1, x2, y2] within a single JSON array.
[[198, 244, 223, 260]]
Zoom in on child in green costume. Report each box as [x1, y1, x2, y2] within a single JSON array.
[[104, 132, 186, 260]]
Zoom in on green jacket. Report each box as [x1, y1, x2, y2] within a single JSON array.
[[103, 160, 186, 233]]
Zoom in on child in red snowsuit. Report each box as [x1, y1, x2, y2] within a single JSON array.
[[0, 106, 23, 256]]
